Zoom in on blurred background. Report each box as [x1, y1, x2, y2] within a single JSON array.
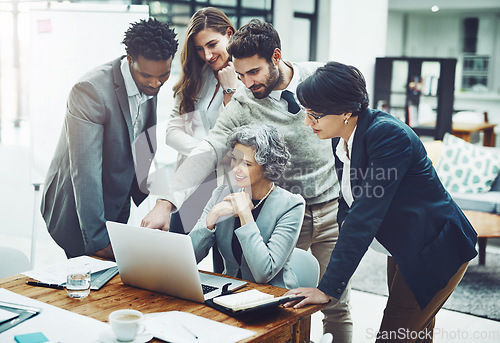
[[1, 1, 499, 341]]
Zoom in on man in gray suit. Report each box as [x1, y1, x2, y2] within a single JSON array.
[[41, 18, 178, 259]]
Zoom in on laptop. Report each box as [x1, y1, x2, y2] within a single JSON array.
[[106, 221, 247, 303]]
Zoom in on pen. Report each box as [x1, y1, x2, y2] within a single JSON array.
[[181, 324, 199, 341], [26, 281, 65, 290]]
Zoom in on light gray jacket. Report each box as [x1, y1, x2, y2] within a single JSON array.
[[40, 57, 156, 257], [189, 185, 305, 289]]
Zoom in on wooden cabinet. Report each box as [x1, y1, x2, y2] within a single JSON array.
[[374, 57, 457, 140]]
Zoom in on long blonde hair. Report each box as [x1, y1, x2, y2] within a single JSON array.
[[173, 7, 235, 114]]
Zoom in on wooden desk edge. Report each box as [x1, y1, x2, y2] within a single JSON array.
[[0, 273, 326, 343]]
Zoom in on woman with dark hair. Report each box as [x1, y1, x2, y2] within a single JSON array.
[[166, 7, 238, 233], [189, 124, 305, 288], [285, 61, 477, 342]]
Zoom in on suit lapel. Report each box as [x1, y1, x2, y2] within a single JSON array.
[[112, 56, 134, 146], [253, 189, 277, 242], [349, 109, 376, 189]]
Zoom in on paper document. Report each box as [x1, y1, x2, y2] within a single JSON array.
[[144, 311, 255, 343], [23, 256, 116, 284], [0, 289, 107, 342]]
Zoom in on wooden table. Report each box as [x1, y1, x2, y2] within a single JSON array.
[[451, 122, 497, 147], [463, 210, 500, 265], [0, 272, 324, 342]]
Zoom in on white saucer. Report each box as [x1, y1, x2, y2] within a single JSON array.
[[98, 327, 154, 343]]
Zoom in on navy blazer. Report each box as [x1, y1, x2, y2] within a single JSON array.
[[318, 109, 477, 309]]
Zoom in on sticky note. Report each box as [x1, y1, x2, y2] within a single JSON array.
[[14, 332, 49, 343]]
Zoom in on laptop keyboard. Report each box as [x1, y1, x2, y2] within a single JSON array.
[[202, 284, 218, 294]]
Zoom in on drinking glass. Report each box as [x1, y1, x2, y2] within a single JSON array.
[[66, 263, 91, 298]]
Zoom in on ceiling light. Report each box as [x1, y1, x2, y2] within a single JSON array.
[[431, 5, 440, 12]]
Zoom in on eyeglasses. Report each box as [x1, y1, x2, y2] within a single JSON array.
[[301, 106, 336, 123]]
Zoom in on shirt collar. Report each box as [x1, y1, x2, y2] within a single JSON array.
[[120, 57, 153, 101], [121, 57, 140, 97], [269, 61, 300, 101], [336, 125, 357, 163]]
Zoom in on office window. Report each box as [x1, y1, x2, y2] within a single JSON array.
[[211, 0, 237, 7], [148, 0, 273, 29], [289, 17, 310, 62], [291, 0, 317, 60], [461, 55, 489, 90], [293, 0, 314, 14], [147, 0, 274, 76], [242, 0, 272, 11], [460, 17, 490, 91]]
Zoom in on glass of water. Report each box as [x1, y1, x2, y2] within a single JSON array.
[[66, 263, 91, 298]]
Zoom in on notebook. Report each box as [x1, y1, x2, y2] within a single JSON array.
[[106, 221, 247, 303], [209, 289, 305, 315]]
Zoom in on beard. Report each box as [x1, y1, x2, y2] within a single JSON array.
[[249, 63, 282, 99]]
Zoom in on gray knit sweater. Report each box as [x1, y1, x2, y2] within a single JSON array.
[[164, 62, 339, 208]]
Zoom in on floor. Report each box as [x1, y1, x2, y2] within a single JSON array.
[[1, 122, 499, 342]]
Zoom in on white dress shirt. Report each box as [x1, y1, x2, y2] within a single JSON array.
[[120, 58, 153, 139], [166, 64, 223, 161], [336, 126, 391, 256], [269, 61, 300, 112]]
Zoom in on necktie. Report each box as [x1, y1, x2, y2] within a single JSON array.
[[281, 90, 300, 114]]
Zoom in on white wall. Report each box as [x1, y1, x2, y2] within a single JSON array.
[[274, 0, 389, 108], [273, 0, 297, 61], [316, 0, 331, 62], [385, 11, 404, 57], [329, 0, 389, 104], [406, 14, 460, 57]]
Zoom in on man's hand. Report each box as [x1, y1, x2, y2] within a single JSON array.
[[94, 243, 115, 260], [282, 287, 334, 309], [141, 199, 173, 231]]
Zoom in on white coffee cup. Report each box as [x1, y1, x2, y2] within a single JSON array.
[[109, 309, 144, 342]]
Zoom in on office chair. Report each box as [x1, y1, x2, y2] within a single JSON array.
[[289, 248, 320, 288], [0, 246, 30, 278], [319, 333, 334, 343]]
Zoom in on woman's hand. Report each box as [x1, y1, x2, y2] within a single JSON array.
[[224, 192, 254, 225], [218, 61, 237, 89], [205, 200, 236, 230], [218, 62, 238, 105], [282, 287, 333, 309], [224, 192, 252, 214]]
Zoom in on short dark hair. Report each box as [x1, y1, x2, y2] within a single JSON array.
[[227, 19, 280, 63], [297, 61, 369, 116], [122, 18, 178, 61]]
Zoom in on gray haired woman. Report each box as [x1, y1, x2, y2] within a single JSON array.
[[189, 124, 306, 289]]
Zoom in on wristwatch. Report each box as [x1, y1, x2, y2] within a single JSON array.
[[223, 88, 237, 94]]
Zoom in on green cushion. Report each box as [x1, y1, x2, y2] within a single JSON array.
[[436, 133, 500, 193]]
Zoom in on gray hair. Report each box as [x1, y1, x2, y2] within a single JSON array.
[[227, 124, 290, 181]]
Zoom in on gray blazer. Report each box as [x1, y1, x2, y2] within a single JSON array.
[[40, 57, 156, 257], [189, 185, 305, 289]]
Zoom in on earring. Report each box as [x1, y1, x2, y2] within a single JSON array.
[[344, 118, 349, 125]]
